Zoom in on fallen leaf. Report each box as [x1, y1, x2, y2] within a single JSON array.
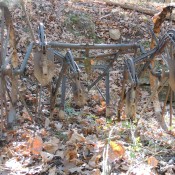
[[64, 143, 78, 161], [58, 110, 65, 120], [43, 142, 59, 154], [43, 137, 60, 154], [100, 101, 106, 107], [41, 151, 54, 163], [96, 118, 106, 125], [40, 128, 48, 137], [89, 154, 101, 168], [54, 122, 63, 130], [55, 150, 64, 159], [28, 135, 43, 155], [44, 117, 50, 129], [22, 111, 33, 121], [49, 166, 57, 175], [108, 141, 125, 162], [94, 105, 106, 115], [68, 129, 86, 143], [69, 166, 83, 173], [147, 156, 158, 167], [92, 94, 100, 102], [91, 169, 101, 175]]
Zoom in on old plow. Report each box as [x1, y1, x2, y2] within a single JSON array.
[[0, 3, 175, 136]]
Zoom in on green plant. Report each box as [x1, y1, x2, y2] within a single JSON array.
[[141, 40, 150, 49], [129, 137, 142, 158], [122, 121, 133, 129], [55, 131, 68, 141], [65, 12, 96, 39], [87, 114, 98, 119], [65, 106, 80, 116]]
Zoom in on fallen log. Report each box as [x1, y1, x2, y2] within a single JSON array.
[[105, 1, 175, 21]]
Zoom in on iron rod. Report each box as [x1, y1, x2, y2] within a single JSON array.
[[48, 42, 139, 50], [95, 84, 106, 101], [13, 42, 34, 75]]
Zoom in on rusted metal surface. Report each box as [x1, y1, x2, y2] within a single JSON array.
[[33, 50, 55, 86]]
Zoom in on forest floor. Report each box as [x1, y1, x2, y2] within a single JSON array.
[[0, 0, 175, 174]]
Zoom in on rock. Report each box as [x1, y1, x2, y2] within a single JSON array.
[[109, 29, 121, 40]]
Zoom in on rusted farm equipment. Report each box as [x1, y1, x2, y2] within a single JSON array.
[[0, 2, 175, 136]]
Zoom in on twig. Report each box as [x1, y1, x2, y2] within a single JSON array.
[[100, 13, 112, 20]]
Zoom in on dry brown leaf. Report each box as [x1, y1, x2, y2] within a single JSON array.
[[91, 169, 101, 175], [28, 135, 43, 155], [109, 141, 125, 160], [40, 128, 48, 137], [64, 143, 78, 162], [49, 165, 57, 175], [22, 111, 33, 121], [41, 151, 54, 163], [93, 141, 105, 153], [43, 137, 60, 154], [13, 142, 30, 156], [147, 156, 158, 167], [43, 142, 59, 154], [94, 105, 106, 115], [96, 118, 106, 125], [21, 132, 30, 139], [69, 166, 83, 173], [55, 150, 64, 159], [68, 129, 86, 143], [44, 117, 50, 129], [100, 101, 106, 107], [58, 110, 65, 120], [88, 154, 101, 168], [52, 109, 65, 120], [92, 94, 100, 102]]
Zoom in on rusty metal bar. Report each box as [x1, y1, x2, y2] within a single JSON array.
[[13, 42, 34, 75], [48, 42, 139, 50]]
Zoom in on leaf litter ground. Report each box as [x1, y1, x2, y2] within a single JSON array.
[[0, 0, 175, 174]]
